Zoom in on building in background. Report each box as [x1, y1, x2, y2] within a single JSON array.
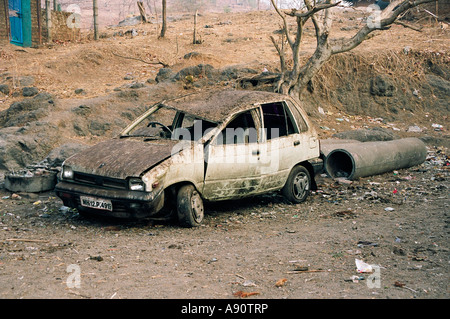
[[0, 0, 43, 47], [1, 0, 80, 47]]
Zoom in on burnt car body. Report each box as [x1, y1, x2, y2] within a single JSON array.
[[55, 90, 320, 227]]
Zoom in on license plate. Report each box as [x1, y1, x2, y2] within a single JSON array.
[[80, 196, 113, 211]]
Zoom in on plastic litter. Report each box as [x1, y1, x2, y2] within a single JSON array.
[[407, 125, 422, 132], [352, 275, 365, 283], [357, 241, 378, 248], [355, 259, 373, 273]]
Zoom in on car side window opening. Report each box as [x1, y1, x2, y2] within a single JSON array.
[[173, 112, 217, 141], [261, 102, 298, 140], [285, 100, 309, 133], [217, 111, 258, 145]]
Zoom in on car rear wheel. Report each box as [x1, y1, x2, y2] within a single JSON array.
[[282, 165, 311, 204], [177, 185, 204, 227]]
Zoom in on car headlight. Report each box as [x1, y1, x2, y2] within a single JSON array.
[[129, 178, 146, 191], [61, 165, 74, 180]]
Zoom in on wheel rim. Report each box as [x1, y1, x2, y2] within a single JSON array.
[[190, 191, 204, 222], [293, 172, 309, 200]]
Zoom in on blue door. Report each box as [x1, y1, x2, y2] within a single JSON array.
[[9, 0, 23, 45]]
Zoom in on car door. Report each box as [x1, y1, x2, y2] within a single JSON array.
[[202, 109, 262, 200], [258, 100, 315, 191]]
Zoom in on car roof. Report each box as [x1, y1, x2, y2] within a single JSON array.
[[163, 89, 289, 123]]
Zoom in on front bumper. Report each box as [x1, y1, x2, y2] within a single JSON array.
[[55, 181, 164, 219]]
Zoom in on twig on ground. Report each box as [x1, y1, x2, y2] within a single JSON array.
[[111, 51, 169, 68]]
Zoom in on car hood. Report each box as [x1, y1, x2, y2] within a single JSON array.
[[64, 138, 180, 179]]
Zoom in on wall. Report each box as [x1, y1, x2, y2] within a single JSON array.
[[0, 0, 9, 44], [30, 0, 41, 46], [41, 9, 80, 42]]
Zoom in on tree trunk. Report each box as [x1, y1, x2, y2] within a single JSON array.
[[46, 0, 52, 42], [137, 1, 148, 23], [160, 0, 167, 38], [93, 0, 99, 40], [193, 10, 198, 44]]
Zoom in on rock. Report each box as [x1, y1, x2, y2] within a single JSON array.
[[73, 122, 87, 136], [124, 29, 138, 37], [45, 143, 90, 167], [174, 64, 216, 81], [155, 68, 175, 83], [0, 93, 53, 127], [0, 84, 9, 95], [425, 74, 450, 99], [129, 82, 145, 89], [184, 52, 202, 59], [0, 131, 39, 170], [17, 76, 35, 87], [419, 136, 450, 149], [117, 90, 139, 100], [88, 120, 111, 136], [370, 75, 395, 97], [118, 15, 143, 27], [74, 88, 86, 95], [71, 105, 91, 116], [22, 87, 39, 97]]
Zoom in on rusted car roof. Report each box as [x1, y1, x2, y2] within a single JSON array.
[[164, 90, 288, 122]]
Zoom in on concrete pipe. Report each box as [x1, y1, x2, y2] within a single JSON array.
[[320, 139, 362, 157], [323, 138, 427, 180]]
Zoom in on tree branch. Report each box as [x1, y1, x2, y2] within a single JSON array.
[[331, 0, 434, 54], [394, 20, 423, 32], [270, 35, 287, 73], [287, 1, 341, 18], [270, 0, 295, 48]]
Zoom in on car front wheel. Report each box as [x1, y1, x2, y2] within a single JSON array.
[[282, 165, 311, 204], [177, 185, 204, 227]]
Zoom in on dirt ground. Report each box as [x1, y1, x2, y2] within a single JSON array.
[[0, 148, 448, 300], [0, 5, 449, 300]]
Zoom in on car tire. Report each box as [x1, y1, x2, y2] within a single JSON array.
[[177, 185, 204, 227], [282, 165, 311, 204]]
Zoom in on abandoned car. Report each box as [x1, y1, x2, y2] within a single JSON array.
[[55, 90, 321, 227]]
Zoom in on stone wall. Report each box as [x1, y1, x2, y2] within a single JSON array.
[[30, 0, 41, 47], [0, 0, 9, 44], [41, 9, 80, 42]]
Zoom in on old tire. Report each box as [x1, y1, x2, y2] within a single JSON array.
[[282, 165, 311, 204], [177, 185, 204, 227]]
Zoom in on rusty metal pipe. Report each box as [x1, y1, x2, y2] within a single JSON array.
[[324, 138, 427, 180]]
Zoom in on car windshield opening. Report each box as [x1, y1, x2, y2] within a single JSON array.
[[126, 106, 217, 141]]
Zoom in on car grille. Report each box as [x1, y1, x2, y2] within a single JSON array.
[[73, 172, 128, 190]]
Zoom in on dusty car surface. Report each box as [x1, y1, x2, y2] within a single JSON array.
[[55, 90, 320, 227]]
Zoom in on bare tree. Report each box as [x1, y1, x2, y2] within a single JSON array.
[[270, 0, 435, 98]]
